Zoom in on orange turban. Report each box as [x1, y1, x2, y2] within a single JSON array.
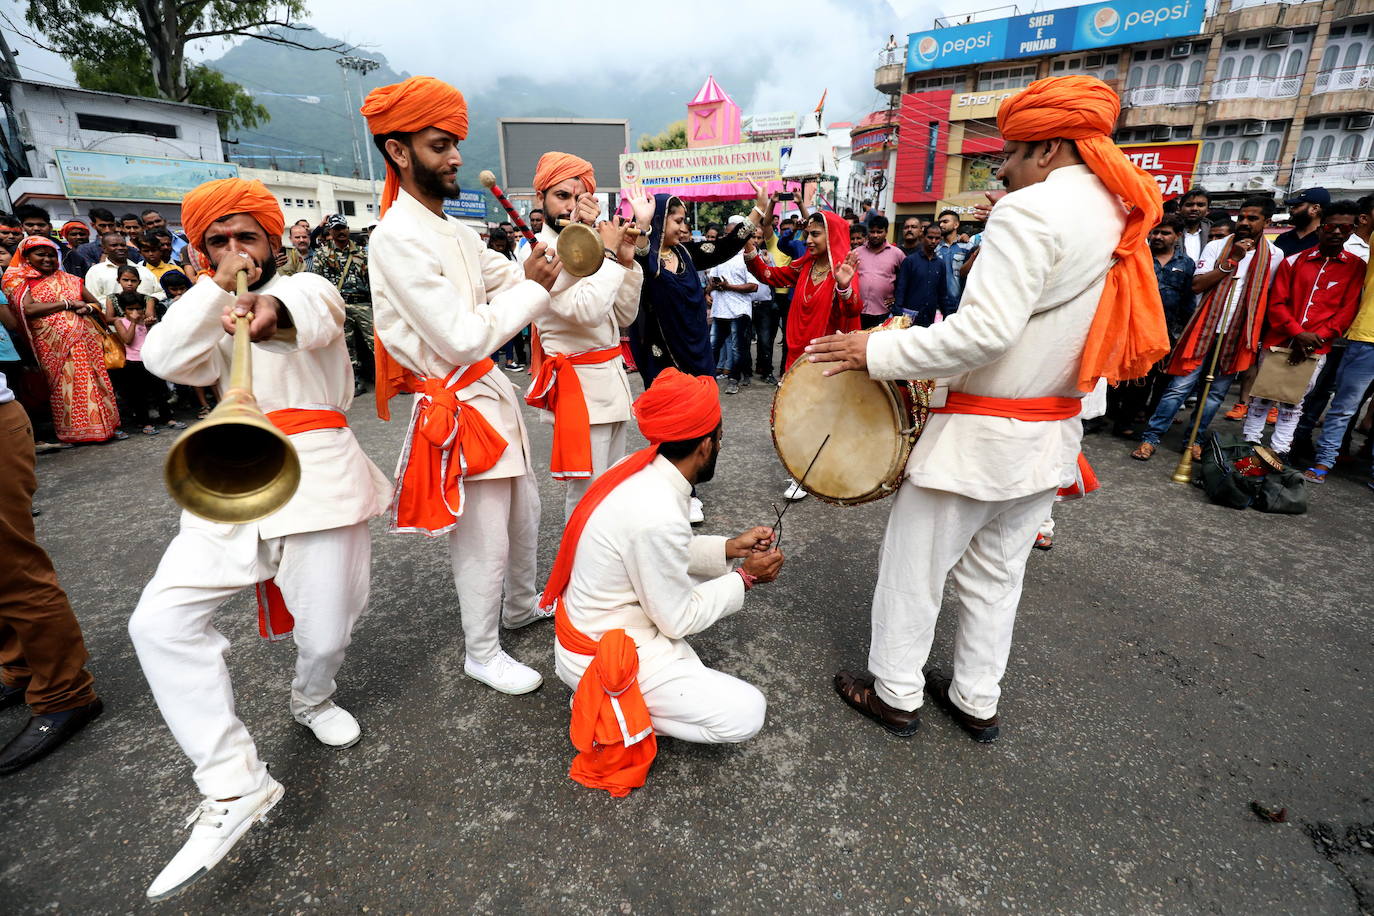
[[533, 151, 596, 196], [180, 178, 284, 251], [633, 368, 721, 442], [360, 76, 469, 216], [998, 75, 1169, 391], [59, 220, 87, 240]]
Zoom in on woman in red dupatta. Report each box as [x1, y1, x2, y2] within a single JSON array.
[[744, 209, 862, 371], [1, 236, 121, 443]]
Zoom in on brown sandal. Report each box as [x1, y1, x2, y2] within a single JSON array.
[[833, 671, 920, 737], [1131, 442, 1156, 461]]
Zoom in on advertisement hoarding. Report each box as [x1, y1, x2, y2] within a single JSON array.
[[948, 89, 1021, 121], [619, 140, 789, 201], [442, 190, 489, 221], [54, 149, 238, 203], [1118, 141, 1201, 200], [906, 0, 1205, 72]]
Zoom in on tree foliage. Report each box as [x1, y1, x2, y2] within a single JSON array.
[[638, 119, 687, 152], [22, 1, 339, 130], [71, 44, 267, 131]]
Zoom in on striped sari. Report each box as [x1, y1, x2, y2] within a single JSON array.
[[2, 251, 120, 443]]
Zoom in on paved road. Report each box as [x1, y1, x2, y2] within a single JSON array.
[[4, 372, 1372, 914]]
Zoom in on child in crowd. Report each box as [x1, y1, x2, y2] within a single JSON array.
[[107, 264, 157, 318], [110, 293, 161, 435]]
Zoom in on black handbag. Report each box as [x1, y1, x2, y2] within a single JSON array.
[[1253, 467, 1308, 515], [1197, 432, 1261, 510]]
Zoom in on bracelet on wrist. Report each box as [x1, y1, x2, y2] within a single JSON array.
[[736, 567, 758, 590]]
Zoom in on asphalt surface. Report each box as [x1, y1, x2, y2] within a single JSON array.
[[3, 367, 1373, 914]]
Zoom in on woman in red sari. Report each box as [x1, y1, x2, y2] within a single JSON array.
[[1, 236, 121, 443], [744, 209, 862, 371]]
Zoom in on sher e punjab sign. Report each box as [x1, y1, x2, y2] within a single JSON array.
[[1119, 141, 1200, 200], [949, 89, 1020, 121], [54, 149, 238, 202], [906, 0, 1205, 72]]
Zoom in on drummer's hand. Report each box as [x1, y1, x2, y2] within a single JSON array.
[[742, 547, 784, 584], [222, 293, 286, 341], [806, 331, 870, 376], [212, 250, 261, 294], [523, 242, 562, 290], [727, 526, 775, 558], [574, 192, 600, 226]]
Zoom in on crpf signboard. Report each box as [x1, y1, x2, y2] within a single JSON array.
[[906, 0, 1205, 72]]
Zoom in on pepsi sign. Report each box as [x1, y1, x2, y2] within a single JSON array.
[[905, 0, 1204, 72]]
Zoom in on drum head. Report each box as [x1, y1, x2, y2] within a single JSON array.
[[771, 357, 908, 505]]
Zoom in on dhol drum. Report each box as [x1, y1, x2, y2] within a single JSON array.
[[770, 318, 934, 506]]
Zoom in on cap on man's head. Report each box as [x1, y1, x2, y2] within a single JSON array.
[[726, 214, 746, 225], [1285, 187, 1331, 207], [324, 214, 349, 231]]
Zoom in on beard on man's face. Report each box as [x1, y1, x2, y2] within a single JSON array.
[[415, 157, 459, 200], [696, 438, 720, 484], [212, 251, 278, 290]]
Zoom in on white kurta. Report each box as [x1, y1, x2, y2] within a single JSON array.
[[861, 164, 1124, 719], [133, 270, 389, 800], [867, 164, 1125, 502], [369, 189, 552, 481], [554, 456, 764, 744], [85, 259, 166, 302]]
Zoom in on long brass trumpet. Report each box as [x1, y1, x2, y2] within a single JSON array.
[[478, 170, 607, 278], [163, 269, 302, 523]]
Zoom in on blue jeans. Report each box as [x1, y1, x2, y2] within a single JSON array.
[[711, 316, 750, 380], [1141, 363, 1233, 445], [1314, 340, 1374, 468]]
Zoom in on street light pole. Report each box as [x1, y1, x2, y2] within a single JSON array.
[[337, 55, 381, 216]]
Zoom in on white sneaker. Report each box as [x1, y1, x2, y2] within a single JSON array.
[[464, 650, 543, 695], [688, 496, 705, 524], [293, 703, 361, 748], [784, 479, 808, 501], [502, 603, 555, 629], [145, 777, 285, 901]]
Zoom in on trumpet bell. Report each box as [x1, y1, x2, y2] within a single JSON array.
[[164, 390, 302, 524], [555, 222, 605, 278]]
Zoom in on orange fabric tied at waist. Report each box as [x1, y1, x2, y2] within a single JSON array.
[[390, 358, 508, 536], [265, 407, 349, 435], [1057, 452, 1100, 501], [525, 345, 622, 480], [555, 605, 656, 798], [931, 392, 1083, 421]]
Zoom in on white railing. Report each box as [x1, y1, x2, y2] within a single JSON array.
[[1313, 65, 1374, 94], [1195, 161, 1280, 191], [1209, 75, 1303, 99], [1122, 84, 1203, 107], [1291, 160, 1374, 186]]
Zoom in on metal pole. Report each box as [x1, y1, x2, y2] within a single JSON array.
[[336, 62, 362, 178]]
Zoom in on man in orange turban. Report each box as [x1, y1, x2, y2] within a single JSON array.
[[541, 369, 784, 796], [363, 76, 564, 697], [523, 151, 654, 520], [808, 75, 1168, 745], [129, 177, 392, 901]]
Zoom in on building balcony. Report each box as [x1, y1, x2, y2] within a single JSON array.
[[875, 49, 905, 94], [1222, 0, 1323, 30], [1194, 160, 1280, 192], [1334, 0, 1374, 20], [1314, 65, 1374, 94], [1121, 85, 1202, 108], [1210, 75, 1302, 100], [1290, 158, 1374, 189]]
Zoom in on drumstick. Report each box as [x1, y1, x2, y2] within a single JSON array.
[[772, 434, 830, 550], [478, 170, 538, 245]]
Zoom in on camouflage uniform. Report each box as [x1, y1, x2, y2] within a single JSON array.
[[311, 241, 373, 385]]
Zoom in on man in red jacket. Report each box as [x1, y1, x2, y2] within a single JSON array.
[[1242, 199, 1365, 456]]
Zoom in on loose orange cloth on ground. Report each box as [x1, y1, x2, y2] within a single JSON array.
[[543, 369, 721, 796], [181, 178, 285, 249], [998, 76, 1168, 392], [389, 359, 507, 536], [525, 345, 622, 480], [360, 76, 469, 218], [253, 407, 350, 640], [533, 152, 596, 195]]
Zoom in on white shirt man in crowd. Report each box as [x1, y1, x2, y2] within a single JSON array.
[[83, 232, 164, 303]]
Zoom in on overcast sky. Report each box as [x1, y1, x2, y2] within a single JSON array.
[[0, 0, 1076, 123]]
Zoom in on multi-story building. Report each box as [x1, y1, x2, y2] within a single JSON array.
[[882, 0, 1374, 222]]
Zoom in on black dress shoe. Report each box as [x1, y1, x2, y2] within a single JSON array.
[[833, 671, 920, 737], [0, 697, 104, 774], [0, 684, 26, 713], [923, 670, 999, 743]]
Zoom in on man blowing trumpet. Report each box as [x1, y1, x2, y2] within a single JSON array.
[[807, 76, 1168, 743]]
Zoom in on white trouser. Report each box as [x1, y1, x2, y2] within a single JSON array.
[[447, 474, 540, 663], [563, 421, 627, 521], [869, 481, 1056, 718], [557, 655, 766, 745], [1243, 353, 1324, 455], [128, 521, 371, 800]]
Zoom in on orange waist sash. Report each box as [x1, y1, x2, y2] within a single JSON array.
[[525, 345, 623, 480], [265, 407, 348, 435], [932, 392, 1082, 421], [555, 602, 656, 798], [390, 359, 508, 536]]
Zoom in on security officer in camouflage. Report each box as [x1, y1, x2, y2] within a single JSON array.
[[310, 214, 372, 395]]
